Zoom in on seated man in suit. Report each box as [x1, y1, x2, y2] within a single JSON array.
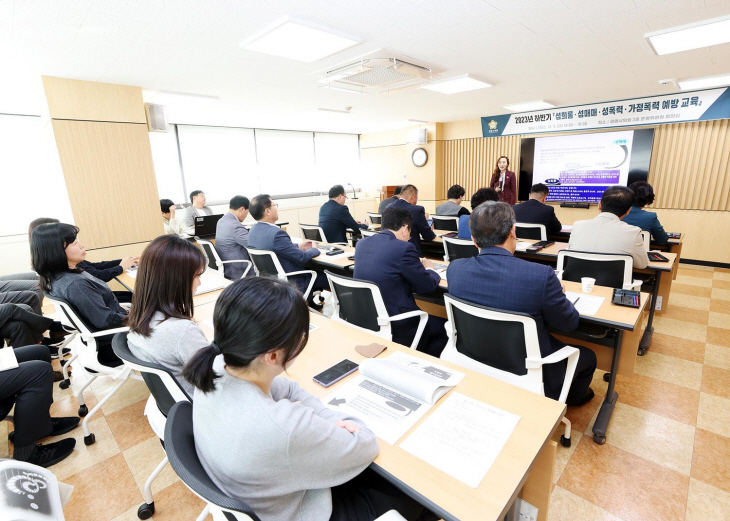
[[436, 184, 470, 217], [447, 201, 596, 406], [215, 195, 253, 280], [160, 199, 188, 235], [354, 207, 447, 356], [569, 185, 648, 269], [318, 185, 368, 243], [378, 185, 402, 214], [512, 183, 562, 236], [386, 184, 436, 256], [457, 187, 499, 240], [247, 194, 327, 298], [183, 190, 214, 227], [623, 181, 668, 245]]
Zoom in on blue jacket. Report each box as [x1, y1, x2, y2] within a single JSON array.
[[214, 212, 252, 280], [247, 222, 320, 292], [513, 199, 562, 235], [457, 215, 471, 239], [318, 199, 366, 244], [622, 206, 668, 245], [386, 199, 436, 256], [446, 247, 579, 398], [354, 230, 441, 346]]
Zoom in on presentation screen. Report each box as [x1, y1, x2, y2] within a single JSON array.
[[518, 128, 654, 203]]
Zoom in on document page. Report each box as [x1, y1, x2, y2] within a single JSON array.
[[0, 348, 19, 372], [566, 292, 605, 316], [515, 241, 532, 251], [400, 392, 521, 488]]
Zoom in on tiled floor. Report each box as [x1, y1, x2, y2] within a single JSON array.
[[2, 265, 729, 520]]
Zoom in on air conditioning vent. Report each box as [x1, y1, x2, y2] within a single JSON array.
[[319, 56, 433, 93]]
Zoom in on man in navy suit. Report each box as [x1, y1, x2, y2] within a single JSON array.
[[512, 183, 562, 236], [354, 207, 447, 356], [248, 194, 326, 296], [447, 201, 596, 406], [386, 184, 436, 256], [318, 185, 368, 244]]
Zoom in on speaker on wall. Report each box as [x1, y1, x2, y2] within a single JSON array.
[[417, 128, 428, 144], [145, 103, 168, 132]]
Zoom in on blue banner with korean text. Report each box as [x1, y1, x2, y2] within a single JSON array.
[[481, 88, 730, 137]]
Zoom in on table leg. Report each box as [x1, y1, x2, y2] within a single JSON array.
[[592, 330, 622, 445], [638, 271, 660, 355]]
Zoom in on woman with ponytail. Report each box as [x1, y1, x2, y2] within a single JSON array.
[[183, 277, 435, 521]]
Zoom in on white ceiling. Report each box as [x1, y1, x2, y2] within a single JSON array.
[[1, 0, 730, 134]]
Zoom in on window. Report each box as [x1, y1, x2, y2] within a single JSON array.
[[256, 130, 316, 196], [314, 132, 361, 192], [149, 127, 185, 203]]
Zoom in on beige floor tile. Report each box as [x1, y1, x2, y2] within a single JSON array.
[[551, 430, 583, 484], [697, 392, 730, 438], [709, 311, 730, 330], [707, 327, 730, 348], [679, 265, 715, 274], [109, 505, 145, 521], [685, 478, 730, 521], [674, 274, 713, 287], [650, 333, 705, 364], [704, 343, 730, 370], [714, 270, 730, 281], [701, 365, 730, 400], [714, 279, 730, 291], [691, 428, 730, 494], [92, 376, 151, 416], [710, 298, 730, 314], [666, 294, 711, 311], [123, 436, 180, 497], [652, 316, 707, 343], [670, 283, 712, 298], [137, 481, 208, 520], [0, 421, 8, 459], [634, 351, 704, 391], [711, 288, 730, 301], [548, 485, 623, 521], [105, 399, 157, 452]]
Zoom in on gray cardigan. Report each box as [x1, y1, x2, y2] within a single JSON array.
[[49, 270, 127, 330], [127, 313, 209, 396], [193, 373, 379, 521]]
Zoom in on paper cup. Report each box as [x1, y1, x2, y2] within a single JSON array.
[[581, 277, 596, 293]]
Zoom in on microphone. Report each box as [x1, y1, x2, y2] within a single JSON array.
[[348, 183, 358, 199]]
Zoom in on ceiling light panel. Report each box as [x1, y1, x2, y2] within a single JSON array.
[[503, 100, 555, 112], [422, 75, 491, 94], [678, 74, 730, 90], [243, 20, 360, 63], [645, 15, 730, 55]]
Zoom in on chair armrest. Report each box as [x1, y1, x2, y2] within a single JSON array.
[[80, 326, 130, 341], [623, 279, 643, 291], [283, 270, 317, 301], [554, 270, 564, 280], [381, 310, 428, 350], [219, 260, 252, 278], [526, 346, 580, 404]]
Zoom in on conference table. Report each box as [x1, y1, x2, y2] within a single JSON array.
[[116, 271, 564, 521]]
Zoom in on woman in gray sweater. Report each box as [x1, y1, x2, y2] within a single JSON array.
[[183, 277, 435, 521], [127, 235, 208, 396]]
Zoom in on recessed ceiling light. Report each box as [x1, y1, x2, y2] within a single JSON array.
[[678, 73, 730, 90], [503, 100, 555, 112], [422, 74, 491, 94], [242, 20, 360, 63], [645, 14, 730, 55]]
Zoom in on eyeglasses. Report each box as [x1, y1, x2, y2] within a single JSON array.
[[267, 203, 279, 209]]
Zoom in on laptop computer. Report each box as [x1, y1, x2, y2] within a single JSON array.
[[194, 214, 223, 237]]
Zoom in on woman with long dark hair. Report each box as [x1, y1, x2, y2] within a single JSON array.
[[489, 155, 517, 206], [127, 235, 208, 395], [30, 223, 127, 366]]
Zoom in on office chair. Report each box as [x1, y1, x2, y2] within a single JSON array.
[[195, 238, 252, 279], [441, 294, 578, 447], [164, 402, 407, 521], [44, 294, 141, 446], [299, 224, 348, 246], [112, 332, 191, 520], [0, 459, 67, 520], [360, 229, 378, 238], [640, 231, 651, 252], [324, 270, 427, 350], [515, 223, 547, 241], [431, 215, 459, 232], [556, 250, 642, 290], [245, 248, 317, 301], [442, 237, 478, 262], [366, 212, 382, 227]]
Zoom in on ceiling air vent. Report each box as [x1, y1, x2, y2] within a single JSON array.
[[319, 57, 432, 93]]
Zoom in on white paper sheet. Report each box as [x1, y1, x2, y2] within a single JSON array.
[[400, 392, 520, 488], [126, 268, 137, 279], [565, 291, 605, 316], [309, 324, 320, 332], [561, 225, 573, 233], [0, 347, 19, 372], [515, 241, 532, 251]]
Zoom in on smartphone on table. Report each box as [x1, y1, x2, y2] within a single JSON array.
[[313, 359, 359, 387]]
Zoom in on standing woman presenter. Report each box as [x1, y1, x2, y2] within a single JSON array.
[[490, 155, 517, 206]]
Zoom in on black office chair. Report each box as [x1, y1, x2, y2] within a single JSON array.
[[366, 212, 381, 226], [195, 239, 252, 280], [557, 250, 641, 290], [442, 237, 478, 262], [245, 247, 317, 301], [299, 224, 348, 246], [431, 215, 459, 231], [515, 223, 547, 241], [164, 401, 263, 521]]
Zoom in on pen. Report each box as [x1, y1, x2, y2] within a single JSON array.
[[573, 297, 580, 305]]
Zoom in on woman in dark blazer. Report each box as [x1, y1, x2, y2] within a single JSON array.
[[490, 155, 517, 206]]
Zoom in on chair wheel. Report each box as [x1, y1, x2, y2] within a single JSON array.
[[637, 347, 647, 356], [603, 373, 610, 383], [78, 405, 88, 417], [59, 380, 71, 390], [593, 434, 606, 445], [137, 502, 155, 519], [84, 433, 95, 445], [560, 434, 571, 447]]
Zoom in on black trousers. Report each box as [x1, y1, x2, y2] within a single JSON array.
[[330, 468, 438, 521], [543, 335, 597, 405], [392, 315, 448, 358], [0, 287, 42, 316], [0, 303, 53, 347], [0, 273, 43, 313], [0, 345, 54, 447]]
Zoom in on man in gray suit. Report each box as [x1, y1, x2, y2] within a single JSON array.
[[183, 190, 213, 227], [214, 195, 253, 280], [569, 185, 648, 269]]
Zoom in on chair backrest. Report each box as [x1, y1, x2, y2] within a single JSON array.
[[196, 239, 222, 273], [299, 224, 326, 242], [367, 212, 381, 225], [324, 270, 392, 338], [431, 215, 459, 232], [245, 248, 286, 279], [640, 231, 650, 252], [112, 332, 190, 417], [164, 402, 261, 521], [442, 237, 479, 262], [360, 229, 378, 238], [557, 250, 633, 289], [515, 223, 547, 241]]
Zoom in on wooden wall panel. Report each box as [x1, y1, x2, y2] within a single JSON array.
[[42, 76, 147, 123], [51, 120, 163, 249]]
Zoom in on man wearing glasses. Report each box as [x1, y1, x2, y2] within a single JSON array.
[[318, 185, 369, 244]]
